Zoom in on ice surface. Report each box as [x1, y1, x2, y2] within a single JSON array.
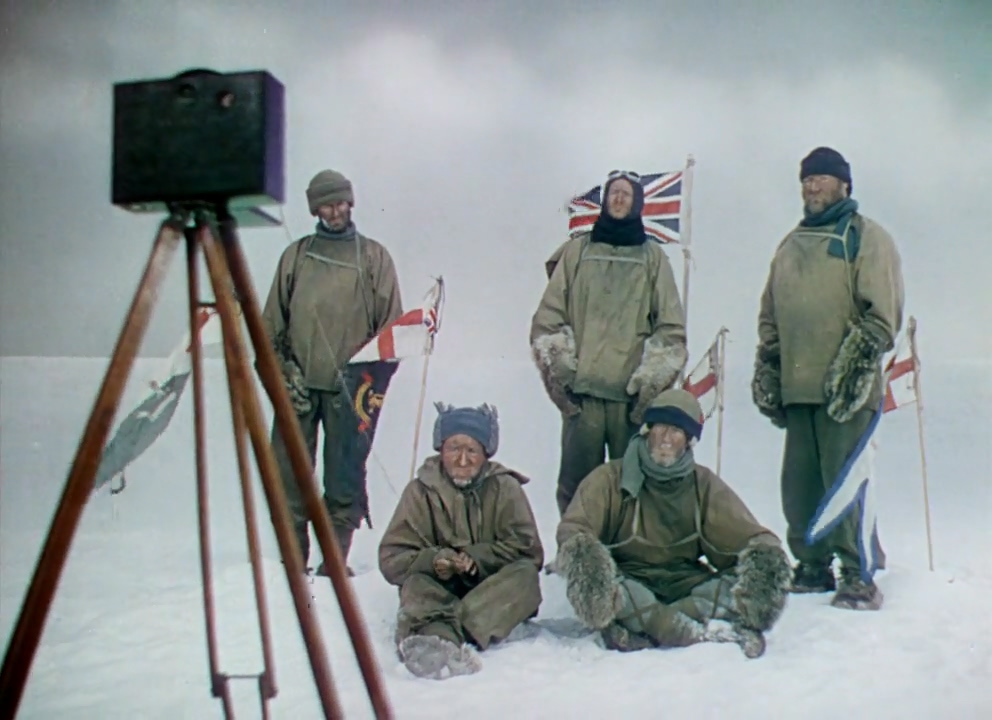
[[1, 355, 990, 719]]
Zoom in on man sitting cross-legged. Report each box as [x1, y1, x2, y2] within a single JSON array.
[[554, 389, 793, 658], [378, 402, 545, 680]]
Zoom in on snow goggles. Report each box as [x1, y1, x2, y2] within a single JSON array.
[[606, 169, 641, 184]]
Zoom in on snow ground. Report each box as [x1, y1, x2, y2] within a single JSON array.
[[1, 355, 990, 719]]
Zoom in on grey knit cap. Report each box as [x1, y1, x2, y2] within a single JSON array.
[[432, 402, 499, 457], [306, 169, 354, 213]]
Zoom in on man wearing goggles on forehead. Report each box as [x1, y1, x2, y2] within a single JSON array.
[[530, 169, 688, 517]]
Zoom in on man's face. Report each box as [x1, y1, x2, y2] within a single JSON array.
[[605, 178, 635, 219], [801, 174, 847, 214], [440, 434, 486, 486], [646, 423, 688, 467], [316, 201, 351, 231]]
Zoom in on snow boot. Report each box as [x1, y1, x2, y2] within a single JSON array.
[[601, 622, 655, 652], [789, 561, 836, 593], [830, 567, 883, 611], [315, 525, 355, 577], [398, 635, 482, 680], [703, 620, 766, 659]]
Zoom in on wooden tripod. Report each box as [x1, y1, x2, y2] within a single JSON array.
[[0, 208, 394, 720]]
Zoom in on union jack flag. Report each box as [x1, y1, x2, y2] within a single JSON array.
[[567, 170, 684, 245]]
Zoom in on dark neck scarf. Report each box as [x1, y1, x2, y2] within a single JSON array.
[[591, 212, 646, 247], [799, 197, 860, 261]]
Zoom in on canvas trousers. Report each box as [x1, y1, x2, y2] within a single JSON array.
[[556, 396, 639, 516], [270, 388, 377, 563], [394, 559, 542, 651], [780, 403, 885, 571], [614, 573, 737, 647]]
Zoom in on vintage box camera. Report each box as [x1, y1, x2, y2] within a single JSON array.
[[111, 68, 285, 226]]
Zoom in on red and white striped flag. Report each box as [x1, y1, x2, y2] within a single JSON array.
[[883, 328, 918, 413], [681, 330, 723, 419], [349, 278, 444, 364]]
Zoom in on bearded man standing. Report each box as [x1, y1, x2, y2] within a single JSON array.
[[531, 170, 688, 516], [554, 389, 793, 659], [751, 147, 904, 610], [378, 403, 544, 680], [261, 169, 403, 576]]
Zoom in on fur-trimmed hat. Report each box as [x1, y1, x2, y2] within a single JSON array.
[[800, 147, 852, 192], [306, 169, 354, 213], [432, 402, 499, 457], [641, 388, 704, 441]]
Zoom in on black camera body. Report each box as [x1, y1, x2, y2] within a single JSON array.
[[111, 68, 285, 226]]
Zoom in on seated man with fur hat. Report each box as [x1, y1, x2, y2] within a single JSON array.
[[554, 389, 792, 659], [378, 402, 545, 680]]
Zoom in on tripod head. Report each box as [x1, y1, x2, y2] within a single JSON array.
[[111, 67, 285, 229]]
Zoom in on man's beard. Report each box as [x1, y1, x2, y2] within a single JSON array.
[[649, 443, 682, 467]]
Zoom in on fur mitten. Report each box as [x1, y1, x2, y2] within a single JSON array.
[[730, 541, 792, 632], [824, 320, 887, 423], [751, 355, 787, 429], [272, 329, 313, 415], [626, 336, 688, 424], [532, 326, 581, 416], [556, 533, 623, 630], [281, 358, 313, 415]]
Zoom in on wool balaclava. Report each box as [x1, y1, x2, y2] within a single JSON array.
[[306, 169, 354, 214], [432, 402, 500, 457], [640, 388, 704, 442], [800, 147, 852, 193], [591, 172, 646, 247]]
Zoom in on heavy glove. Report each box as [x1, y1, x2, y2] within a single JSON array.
[[626, 336, 687, 424], [823, 320, 887, 423], [531, 327, 581, 416], [281, 358, 313, 415], [751, 355, 787, 429]]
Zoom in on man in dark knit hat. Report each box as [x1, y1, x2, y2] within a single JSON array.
[[751, 146, 905, 610], [554, 389, 792, 659], [378, 402, 544, 680], [530, 170, 688, 517], [260, 168, 404, 576]]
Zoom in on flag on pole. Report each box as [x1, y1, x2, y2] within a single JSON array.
[[805, 329, 915, 583], [94, 306, 225, 493], [883, 330, 917, 413], [567, 170, 684, 245], [681, 330, 722, 419], [348, 279, 443, 364], [344, 278, 444, 436]]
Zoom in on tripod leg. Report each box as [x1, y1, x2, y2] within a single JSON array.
[[185, 230, 235, 720], [195, 217, 345, 719], [0, 216, 185, 720], [219, 217, 395, 720], [212, 257, 279, 702]]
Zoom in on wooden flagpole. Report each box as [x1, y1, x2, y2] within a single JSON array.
[[714, 327, 729, 477], [408, 278, 445, 482], [678, 155, 696, 383], [907, 316, 935, 571]]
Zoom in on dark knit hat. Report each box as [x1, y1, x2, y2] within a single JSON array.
[[641, 388, 704, 441], [800, 147, 852, 192], [432, 402, 499, 457], [306, 169, 354, 213]]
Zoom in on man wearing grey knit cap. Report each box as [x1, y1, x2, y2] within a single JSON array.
[[378, 402, 544, 680], [751, 146, 904, 610], [260, 168, 404, 576]]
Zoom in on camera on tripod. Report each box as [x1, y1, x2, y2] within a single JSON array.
[[111, 68, 285, 227]]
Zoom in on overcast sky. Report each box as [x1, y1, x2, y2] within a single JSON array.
[[1, 0, 989, 370]]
